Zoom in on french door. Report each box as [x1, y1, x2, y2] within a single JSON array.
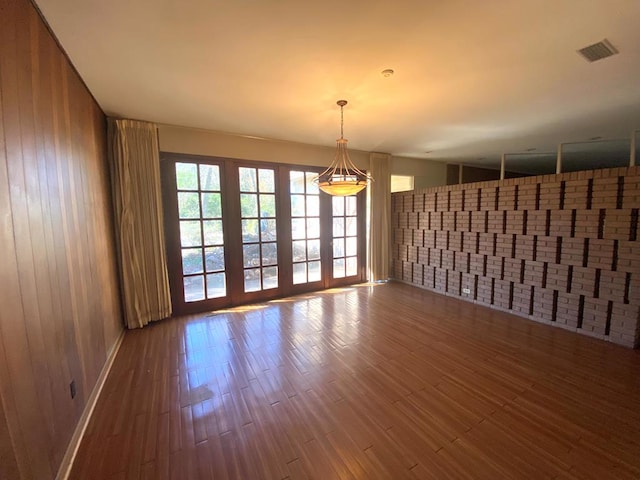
[[289, 170, 324, 290], [235, 165, 280, 302], [161, 153, 365, 315]]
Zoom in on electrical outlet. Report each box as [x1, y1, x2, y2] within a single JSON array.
[[462, 288, 471, 294], [70, 380, 76, 399]]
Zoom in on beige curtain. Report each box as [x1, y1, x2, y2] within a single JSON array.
[[368, 153, 391, 282], [108, 118, 172, 328]]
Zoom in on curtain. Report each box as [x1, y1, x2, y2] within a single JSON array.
[[368, 153, 391, 282], [107, 118, 172, 328]]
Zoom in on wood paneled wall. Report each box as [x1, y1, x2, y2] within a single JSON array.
[[0, 0, 123, 478], [391, 166, 640, 348]]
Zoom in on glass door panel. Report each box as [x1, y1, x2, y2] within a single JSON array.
[[239, 167, 278, 292], [332, 195, 359, 278], [290, 171, 322, 285], [175, 162, 227, 302]]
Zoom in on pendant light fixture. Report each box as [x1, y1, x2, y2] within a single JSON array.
[[313, 100, 373, 196]]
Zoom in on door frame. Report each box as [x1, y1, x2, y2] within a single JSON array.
[[160, 152, 367, 316]]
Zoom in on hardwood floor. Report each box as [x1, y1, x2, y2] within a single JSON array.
[[70, 282, 640, 479]]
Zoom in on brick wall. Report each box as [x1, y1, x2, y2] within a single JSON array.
[[391, 166, 640, 348]]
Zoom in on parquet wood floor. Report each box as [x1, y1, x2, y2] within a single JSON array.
[[70, 282, 640, 479]]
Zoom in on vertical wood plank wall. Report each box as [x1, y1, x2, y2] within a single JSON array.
[[0, 0, 124, 478], [391, 166, 640, 348]]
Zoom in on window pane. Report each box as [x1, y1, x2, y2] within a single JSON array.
[[308, 261, 321, 282], [178, 192, 200, 218], [263, 266, 278, 289], [390, 175, 414, 193], [291, 218, 305, 240], [205, 246, 225, 272], [184, 275, 205, 302], [242, 219, 259, 243], [240, 194, 258, 217], [307, 239, 320, 260], [176, 163, 198, 190], [307, 218, 320, 238], [346, 196, 357, 216], [333, 238, 345, 257], [243, 244, 260, 268], [244, 269, 261, 292], [182, 248, 203, 275], [346, 236, 358, 256], [346, 217, 357, 236], [293, 263, 307, 285], [292, 240, 306, 262], [333, 258, 345, 278], [306, 172, 319, 194], [199, 164, 220, 191], [290, 171, 305, 193], [203, 220, 224, 245], [260, 219, 277, 242], [333, 218, 344, 237], [239, 167, 257, 192], [262, 242, 278, 266], [258, 169, 275, 193], [332, 196, 344, 216], [259, 194, 276, 218], [346, 256, 358, 276], [291, 195, 305, 217], [201, 193, 222, 218], [306, 195, 319, 216], [206, 273, 226, 298], [180, 221, 201, 247]]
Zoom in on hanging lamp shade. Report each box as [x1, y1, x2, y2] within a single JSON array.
[[313, 100, 373, 196]]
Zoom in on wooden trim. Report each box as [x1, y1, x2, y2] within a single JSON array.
[[55, 330, 125, 480]]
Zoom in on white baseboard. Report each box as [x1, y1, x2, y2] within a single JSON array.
[[55, 329, 126, 480]]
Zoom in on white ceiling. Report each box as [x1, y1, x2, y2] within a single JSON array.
[[35, 0, 640, 167]]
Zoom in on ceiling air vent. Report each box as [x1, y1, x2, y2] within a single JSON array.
[[578, 39, 618, 62]]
